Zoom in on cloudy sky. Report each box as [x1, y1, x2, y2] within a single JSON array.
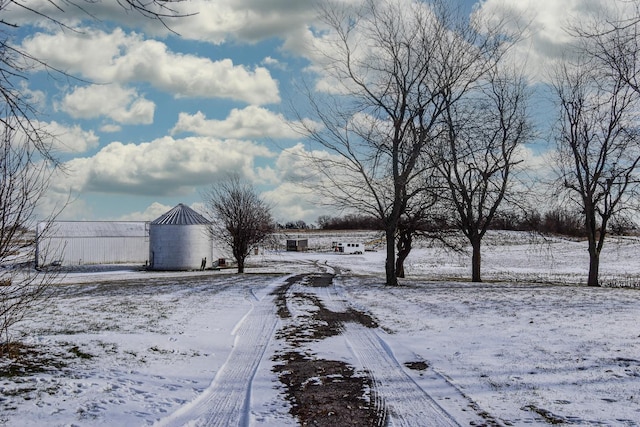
[[6, 0, 625, 224]]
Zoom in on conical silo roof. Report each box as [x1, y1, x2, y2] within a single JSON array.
[[151, 203, 210, 225]]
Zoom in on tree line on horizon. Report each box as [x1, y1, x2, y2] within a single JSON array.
[[280, 208, 638, 238]]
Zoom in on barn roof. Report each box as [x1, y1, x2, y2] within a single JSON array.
[[151, 203, 210, 225], [40, 221, 148, 238]]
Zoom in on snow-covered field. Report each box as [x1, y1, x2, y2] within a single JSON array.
[[2, 231, 640, 426]]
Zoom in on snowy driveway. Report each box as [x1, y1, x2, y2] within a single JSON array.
[[153, 269, 475, 426], [3, 239, 640, 426]]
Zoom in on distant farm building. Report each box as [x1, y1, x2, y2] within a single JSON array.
[[149, 204, 213, 271], [286, 239, 308, 252], [35, 221, 149, 267]]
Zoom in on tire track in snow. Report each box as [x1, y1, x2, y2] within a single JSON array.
[[344, 324, 460, 426], [154, 277, 284, 427], [306, 276, 461, 426], [330, 278, 502, 426]]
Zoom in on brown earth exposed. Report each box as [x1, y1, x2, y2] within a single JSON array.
[[271, 273, 387, 426]]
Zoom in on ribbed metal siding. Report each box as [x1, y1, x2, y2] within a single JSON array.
[[151, 204, 210, 225], [148, 224, 212, 270], [50, 237, 149, 265], [36, 221, 149, 266]]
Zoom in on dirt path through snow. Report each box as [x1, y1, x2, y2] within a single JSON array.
[[155, 267, 496, 426]]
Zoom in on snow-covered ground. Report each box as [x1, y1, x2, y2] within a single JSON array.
[[2, 231, 640, 426]]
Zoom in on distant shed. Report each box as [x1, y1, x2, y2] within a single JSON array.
[[286, 239, 308, 252], [36, 221, 149, 267]]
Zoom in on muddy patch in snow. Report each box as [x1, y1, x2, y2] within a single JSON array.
[[0, 342, 92, 413], [273, 351, 384, 426], [404, 360, 429, 371], [271, 273, 387, 426]]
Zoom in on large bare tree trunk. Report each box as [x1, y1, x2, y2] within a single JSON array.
[[395, 229, 413, 279], [385, 229, 398, 286], [587, 246, 600, 287], [471, 239, 482, 283]]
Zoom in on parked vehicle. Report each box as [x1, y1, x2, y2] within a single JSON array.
[[332, 242, 364, 254]]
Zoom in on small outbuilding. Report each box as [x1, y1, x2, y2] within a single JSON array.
[[148, 204, 213, 271], [286, 239, 308, 252]]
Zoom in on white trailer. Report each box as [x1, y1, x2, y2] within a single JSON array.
[[332, 242, 364, 254]]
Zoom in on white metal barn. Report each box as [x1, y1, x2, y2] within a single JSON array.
[[36, 221, 149, 267], [148, 204, 213, 271]]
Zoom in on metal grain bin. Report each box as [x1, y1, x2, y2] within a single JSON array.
[[148, 204, 212, 271]]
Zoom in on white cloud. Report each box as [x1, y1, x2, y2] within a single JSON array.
[[38, 193, 90, 222], [261, 56, 285, 70], [59, 84, 155, 125], [100, 124, 122, 133], [261, 143, 349, 222], [48, 136, 275, 197], [20, 81, 47, 110], [21, 28, 280, 105], [43, 121, 99, 153], [293, 0, 631, 89], [262, 182, 321, 223], [281, 24, 322, 60], [274, 142, 339, 184], [164, 0, 319, 44], [516, 144, 556, 182], [474, 0, 629, 83], [5, 0, 320, 45], [117, 202, 173, 221], [2, 119, 97, 154], [254, 166, 280, 185], [170, 106, 306, 139], [10, 0, 628, 93], [4, 0, 166, 32]]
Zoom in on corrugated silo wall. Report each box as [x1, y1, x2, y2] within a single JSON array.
[[149, 224, 213, 270]]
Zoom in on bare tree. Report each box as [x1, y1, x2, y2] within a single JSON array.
[[295, 0, 515, 286], [548, 2, 640, 287], [433, 67, 532, 282], [203, 175, 275, 274], [0, 114, 62, 354], [551, 55, 640, 287], [0, 1, 189, 354]]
